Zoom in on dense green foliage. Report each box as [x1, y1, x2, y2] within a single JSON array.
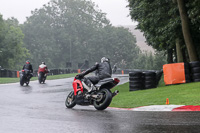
[[0, 15, 30, 70], [133, 51, 166, 70], [128, 0, 200, 63], [0, 0, 167, 71], [22, 0, 141, 69]]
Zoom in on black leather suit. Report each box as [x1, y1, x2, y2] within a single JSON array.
[[22, 64, 33, 73], [22, 63, 33, 78], [81, 61, 112, 85]]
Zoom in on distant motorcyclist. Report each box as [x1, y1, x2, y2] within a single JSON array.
[[38, 62, 48, 74], [76, 57, 112, 92], [22, 60, 33, 79]]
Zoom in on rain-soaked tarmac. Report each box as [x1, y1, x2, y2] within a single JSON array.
[[0, 75, 200, 133]]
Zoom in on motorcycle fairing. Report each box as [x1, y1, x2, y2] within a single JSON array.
[[73, 78, 83, 95]]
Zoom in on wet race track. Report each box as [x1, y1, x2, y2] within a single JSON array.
[[0, 75, 200, 133]]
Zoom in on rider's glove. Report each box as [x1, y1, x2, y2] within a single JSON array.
[[76, 73, 84, 79]]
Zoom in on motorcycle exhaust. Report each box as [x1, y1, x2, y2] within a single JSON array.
[[112, 90, 119, 97]]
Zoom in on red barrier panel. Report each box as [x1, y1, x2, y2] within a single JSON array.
[[163, 63, 186, 85], [78, 69, 81, 73], [17, 71, 20, 78]]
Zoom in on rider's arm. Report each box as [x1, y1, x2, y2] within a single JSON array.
[[30, 65, 33, 73], [81, 63, 98, 76]]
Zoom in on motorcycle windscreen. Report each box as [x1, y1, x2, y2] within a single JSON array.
[[163, 63, 186, 85]]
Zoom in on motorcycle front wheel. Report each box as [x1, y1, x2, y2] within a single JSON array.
[[65, 91, 76, 108], [93, 89, 112, 110], [26, 78, 30, 86], [20, 77, 24, 86]]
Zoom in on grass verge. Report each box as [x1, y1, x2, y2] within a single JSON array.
[[0, 73, 78, 84], [110, 81, 200, 108]]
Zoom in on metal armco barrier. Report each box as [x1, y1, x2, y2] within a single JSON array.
[[0, 68, 76, 78], [0, 69, 18, 78]]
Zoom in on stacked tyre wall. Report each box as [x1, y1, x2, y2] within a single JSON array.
[[129, 70, 163, 91], [129, 72, 144, 91], [184, 63, 191, 83], [189, 61, 200, 82]]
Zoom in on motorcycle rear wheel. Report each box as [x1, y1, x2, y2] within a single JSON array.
[[38, 74, 42, 84], [65, 91, 76, 108], [93, 89, 112, 110]]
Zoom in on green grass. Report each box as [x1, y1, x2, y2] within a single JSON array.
[[110, 81, 200, 108], [0, 73, 78, 84]]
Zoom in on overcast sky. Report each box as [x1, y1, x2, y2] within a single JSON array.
[[0, 0, 136, 26]]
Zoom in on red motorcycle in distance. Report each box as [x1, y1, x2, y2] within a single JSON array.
[[65, 76, 120, 110]]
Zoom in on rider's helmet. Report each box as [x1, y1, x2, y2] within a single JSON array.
[[42, 62, 45, 65], [101, 57, 109, 63], [26, 60, 30, 64]]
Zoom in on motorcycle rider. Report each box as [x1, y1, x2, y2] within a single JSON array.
[[76, 57, 112, 92], [22, 60, 33, 79], [38, 62, 48, 75]]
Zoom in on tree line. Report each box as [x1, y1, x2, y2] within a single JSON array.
[[0, 0, 167, 71], [128, 0, 200, 63]]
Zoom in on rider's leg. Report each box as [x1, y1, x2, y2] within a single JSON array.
[[87, 76, 100, 92]]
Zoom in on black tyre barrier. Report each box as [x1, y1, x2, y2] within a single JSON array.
[[129, 84, 144, 88], [129, 71, 143, 77], [143, 72, 157, 89], [129, 80, 142, 85], [191, 67, 200, 73], [188, 61, 200, 83], [192, 73, 200, 79], [129, 84, 143, 91], [184, 67, 191, 83], [129, 77, 141, 81], [184, 69, 190, 75], [185, 74, 191, 82], [156, 71, 163, 86], [145, 84, 156, 89], [129, 71, 144, 91], [143, 71, 156, 77], [186, 79, 191, 83], [145, 80, 156, 85], [129, 70, 163, 91], [145, 76, 153, 80], [144, 76, 156, 82], [189, 61, 200, 68], [193, 79, 200, 82], [184, 63, 190, 69]]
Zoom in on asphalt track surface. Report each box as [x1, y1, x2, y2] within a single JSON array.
[[0, 75, 200, 133]]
